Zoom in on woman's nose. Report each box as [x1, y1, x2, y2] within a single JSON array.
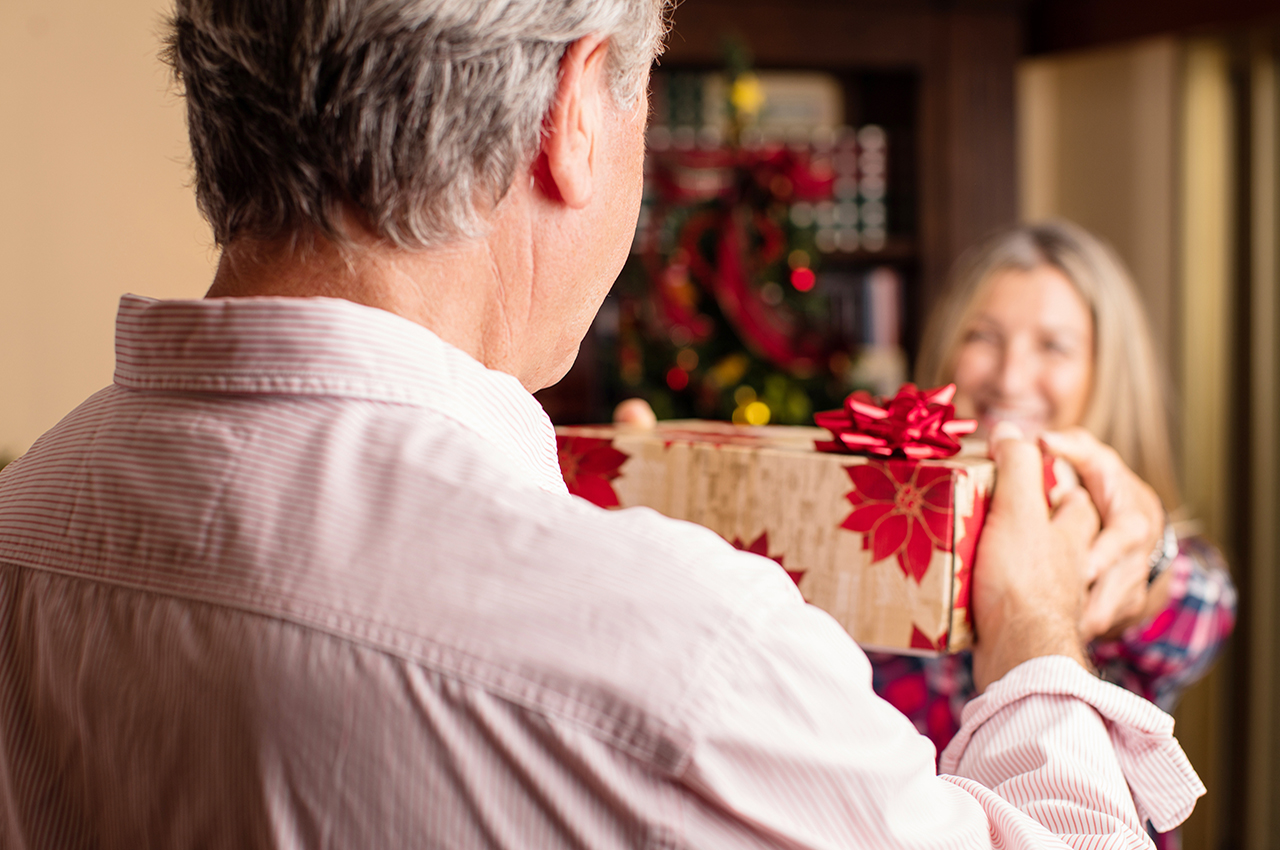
[[996, 340, 1038, 397]]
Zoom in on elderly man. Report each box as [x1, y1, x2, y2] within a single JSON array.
[[0, 0, 1200, 847]]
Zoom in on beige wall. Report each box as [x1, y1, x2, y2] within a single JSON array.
[[1174, 40, 1236, 850], [1018, 37, 1254, 850], [1018, 38, 1179, 371], [0, 0, 216, 459]]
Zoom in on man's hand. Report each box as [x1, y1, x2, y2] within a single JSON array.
[[970, 423, 1098, 692], [1040, 428, 1167, 641]]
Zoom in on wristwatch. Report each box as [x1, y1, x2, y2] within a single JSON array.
[[1147, 520, 1178, 585]]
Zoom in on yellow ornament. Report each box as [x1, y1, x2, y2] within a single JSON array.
[[729, 73, 765, 120], [743, 400, 771, 426]]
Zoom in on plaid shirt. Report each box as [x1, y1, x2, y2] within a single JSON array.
[[868, 537, 1236, 850]]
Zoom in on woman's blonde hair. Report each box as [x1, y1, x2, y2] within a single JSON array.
[[916, 220, 1180, 507]]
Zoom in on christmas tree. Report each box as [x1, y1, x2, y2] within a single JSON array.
[[601, 47, 903, 425]]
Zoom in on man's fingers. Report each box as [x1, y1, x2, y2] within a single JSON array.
[[1050, 486, 1100, 544], [971, 420, 1095, 688], [988, 422, 1051, 522]]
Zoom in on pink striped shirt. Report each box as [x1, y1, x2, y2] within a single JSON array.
[[0, 294, 1202, 848]]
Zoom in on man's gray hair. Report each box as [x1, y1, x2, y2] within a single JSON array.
[[164, 0, 669, 248]]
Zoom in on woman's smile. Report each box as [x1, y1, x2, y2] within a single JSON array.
[[951, 264, 1094, 439]]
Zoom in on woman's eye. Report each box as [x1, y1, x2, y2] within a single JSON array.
[[964, 328, 999, 345], [1042, 338, 1077, 356]]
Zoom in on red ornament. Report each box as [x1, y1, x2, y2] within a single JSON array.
[[556, 436, 629, 508], [790, 267, 816, 292], [840, 460, 955, 584], [814, 383, 977, 459]]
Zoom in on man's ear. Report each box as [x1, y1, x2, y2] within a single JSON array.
[[539, 34, 612, 209]]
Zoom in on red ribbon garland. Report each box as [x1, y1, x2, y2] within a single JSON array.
[[644, 147, 835, 373], [814, 383, 978, 459]]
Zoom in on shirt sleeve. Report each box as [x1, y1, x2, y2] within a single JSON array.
[[1088, 539, 1237, 712], [940, 656, 1204, 834], [671, 573, 1202, 849]]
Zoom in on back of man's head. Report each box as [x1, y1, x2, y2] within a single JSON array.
[[164, 0, 668, 251]]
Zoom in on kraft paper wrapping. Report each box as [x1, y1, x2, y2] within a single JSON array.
[[556, 421, 994, 654]]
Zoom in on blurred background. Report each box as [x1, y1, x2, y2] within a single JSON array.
[[2, 1, 1279, 847]]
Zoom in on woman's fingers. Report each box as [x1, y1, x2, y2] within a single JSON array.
[[1039, 428, 1126, 508], [1085, 514, 1152, 582], [1050, 485, 1101, 547], [613, 398, 657, 428], [1050, 488, 1102, 587], [1080, 551, 1150, 640], [1041, 427, 1163, 636]]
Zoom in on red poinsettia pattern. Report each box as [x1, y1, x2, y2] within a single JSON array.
[[952, 489, 989, 626], [840, 460, 956, 584], [910, 625, 947, 652], [731, 531, 804, 586], [556, 436, 629, 508]]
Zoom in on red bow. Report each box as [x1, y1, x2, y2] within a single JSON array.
[[814, 384, 978, 459]]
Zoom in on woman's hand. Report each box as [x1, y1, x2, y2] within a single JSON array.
[[613, 398, 657, 428], [1039, 428, 1169, 641]]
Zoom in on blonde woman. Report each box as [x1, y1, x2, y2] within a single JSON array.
[[612, 220, 1233, 845], [869, 220, 1235, 849]]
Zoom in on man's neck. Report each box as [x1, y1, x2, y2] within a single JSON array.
[[204, 215, 540, 387]]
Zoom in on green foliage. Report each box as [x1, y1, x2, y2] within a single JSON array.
[[607, 181, 855, 426]]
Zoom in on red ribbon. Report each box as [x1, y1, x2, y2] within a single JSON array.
[[814, 383, 978, 459]]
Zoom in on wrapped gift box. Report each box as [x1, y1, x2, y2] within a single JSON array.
[[555, 420, 995, 654]]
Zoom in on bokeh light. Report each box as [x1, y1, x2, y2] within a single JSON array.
[[743, 401, 771, 425], [790, 267, 816, 292]]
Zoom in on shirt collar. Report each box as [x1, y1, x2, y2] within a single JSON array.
[[113, 294, 569, 494]]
